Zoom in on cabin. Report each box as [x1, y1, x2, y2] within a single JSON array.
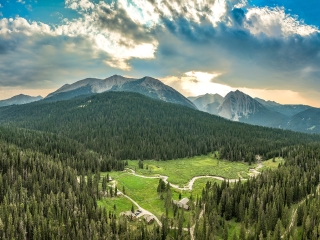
[[173, 197, 190, 210], [143, 214, 154, 224], [120, 211, 136, 221]]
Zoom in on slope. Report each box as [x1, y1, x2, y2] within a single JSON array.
[[1, 91, 320, 162], [284, 108, 320, 133], [255, 97, 311, 117], [218, 90, 287, 127], [188, 93, 224, 114], [0, 94, 43, 107], [45, 75, 196, 109]]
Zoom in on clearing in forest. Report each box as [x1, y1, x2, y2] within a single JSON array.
[[126, 154, 253, 185]]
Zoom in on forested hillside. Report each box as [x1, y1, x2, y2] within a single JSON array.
[[1, 92, 320, 163], [0, 127, 125, 173], [0, 140, 159, 239], [195, 142, 320, 239]]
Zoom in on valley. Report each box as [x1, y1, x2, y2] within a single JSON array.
[[96, 156, 291, 239], [0, 90, 320, 239]]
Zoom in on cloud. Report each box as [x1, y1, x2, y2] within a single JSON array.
[[0, 0, 158, 89], [0, 17, 114, 88], [128, 0, 320, 103], [245, 7, 319, 37], [160, 71, 233, 97], [1, 0, 320, 106], [17, 0, 26, 4], [65, 0, 94, 11]]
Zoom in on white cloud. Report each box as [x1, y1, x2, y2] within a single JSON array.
[[0, 17, 52, 35], [234, 0, 248, 8], [0, 1, 158, 71], [119, 0, 229, 26], [160, 71, 233, 97], [245, 7, 319, 37], [65, 0, 94, 11], [17, 0, 26, 4]]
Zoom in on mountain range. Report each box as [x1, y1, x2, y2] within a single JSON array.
[[0, 94, 43, 107], [44, 75, 196, 109], [188, 91, 319, 133], [1, 75, 319, 134]]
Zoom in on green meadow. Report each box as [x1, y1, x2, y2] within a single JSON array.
[[262, 157, 285, 170], [127, 154, 253, 185], [101, 171, 166, 218], [98, 196, 133, 216], [97, 154, 282, 232]]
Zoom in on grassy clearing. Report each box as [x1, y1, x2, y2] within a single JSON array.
[[98, 153, 252, 222], [262, 157, 285, 170], [127, 154, 253, 185], [101, 171, 166, 218], [99, 171, 224, 227], [97, 155, 290, 236], [98, 196, 133, 216]]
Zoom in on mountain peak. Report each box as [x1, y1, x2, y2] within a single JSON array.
[[107, 74, 123, 79], [187, 93, 224, 114], [219, 90, 265, 121], [0, 94, 43, 107], [45, 75, 197, 109], [229, 89, 246, 96]]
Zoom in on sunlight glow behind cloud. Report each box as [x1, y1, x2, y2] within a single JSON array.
[[0, 0, 320, 106], [161, 71, 233, 97]]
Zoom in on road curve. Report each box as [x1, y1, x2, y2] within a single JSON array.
[[126, 168, 245, 191], [109, 165, 261, 239], [122, 192, 162, 226]]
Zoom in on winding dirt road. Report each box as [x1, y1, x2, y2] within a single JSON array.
[[126, 168, 245, 191]]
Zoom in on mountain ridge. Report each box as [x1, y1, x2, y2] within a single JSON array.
[[0, 94, 43, 107], [188, 90, 320, 132], [45, 75, 197, 109], [188, 93, 224, 114]]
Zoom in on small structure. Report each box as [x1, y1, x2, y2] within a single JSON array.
[[173, 198, 190, 210], [116, 191, 122, 196], [143, 214, 154, 224], [120, 211, 136, 221]]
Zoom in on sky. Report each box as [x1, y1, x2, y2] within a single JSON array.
[[0, 0, 320, 106]]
